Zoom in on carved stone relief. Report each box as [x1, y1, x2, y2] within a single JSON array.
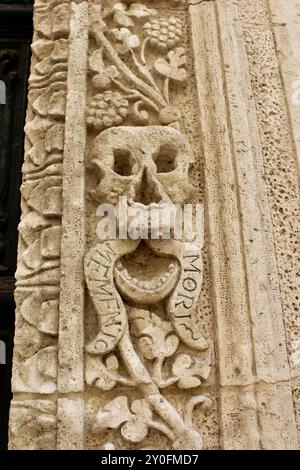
[[9, 0, 300, 451], [84, 2, 214, 450], [9, 0, 71, 448], [9, 400, 57, 450]]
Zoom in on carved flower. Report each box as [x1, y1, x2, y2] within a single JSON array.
[[86, 91, 129, 130], [154, 47, 187, 82], [143, 17, 183, 51], [93, 396, 153, 443], [111, 27, 140, 54], [112, 2, 157, 28]]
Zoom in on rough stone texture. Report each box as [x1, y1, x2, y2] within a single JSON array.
[[8, 0, 300, 450], [9, 0, 71, 450]]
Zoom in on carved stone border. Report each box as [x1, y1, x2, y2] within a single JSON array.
[[9, 0, 300, 450], [189, 0, 298, 449], [9, 0, 71, 450], [57, 1, 89, 450]]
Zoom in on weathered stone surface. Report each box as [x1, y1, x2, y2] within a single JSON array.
[[9, 0, 300, 450], [9, 400, 57, 450]]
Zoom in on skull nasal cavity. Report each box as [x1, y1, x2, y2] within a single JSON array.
[[113, 149, 132, 176], [134, 168, 162, 205]]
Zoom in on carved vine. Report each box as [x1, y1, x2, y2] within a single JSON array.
[[87, 2, 188, 131], [85, 4, 211, 451]]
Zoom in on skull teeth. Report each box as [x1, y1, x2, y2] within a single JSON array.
[[115, 259, 179, 292], [116, 269, 176, 290]]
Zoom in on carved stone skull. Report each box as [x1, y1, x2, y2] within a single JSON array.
[[89, 126, 199, 305], [91, 126, 195, 207], [86, 125, 207, 362]]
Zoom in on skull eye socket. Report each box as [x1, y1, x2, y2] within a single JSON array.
[[154, 143, 177, 173], [113, 149, 133, 177]]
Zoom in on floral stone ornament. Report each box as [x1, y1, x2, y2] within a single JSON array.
[[85, 3, 212, 444], [84, 2, 211, 451], [87, 3, 189, 131]]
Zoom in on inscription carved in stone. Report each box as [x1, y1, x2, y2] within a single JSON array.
[[84, 3, 211, 450], [9, 0, 300, 452]]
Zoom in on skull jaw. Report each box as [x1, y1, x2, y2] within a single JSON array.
[[114, 259, 180, 304]]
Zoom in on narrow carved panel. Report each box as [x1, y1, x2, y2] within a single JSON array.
[[241, 0, 300, 377], [83, 1, 218, 451], [9, 0, 71, 449]]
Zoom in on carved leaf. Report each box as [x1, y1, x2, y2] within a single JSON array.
[[31, 40, 54, 61], [45, 124, 65, 153], [94, 396, 152, 444], [172, 351, 212, 390], [21, 293, 59, 337], [48, 91, 66, 119], [86, 354, 120, 391], [111, 28, 140, 53], [132, 310, 179, 361], [18, 212, 49, 246], [39, 299, 59, 336], [14, 323, 42, 359], [90, 49, 105, 75], [9, 401, 56, 450], [13, 347, 57, 394], [113, 3, 157, 27], [94, 396, 131, 431], [126, 4, 157, 18], [37, 347, 57, 379], [113, 3, 134, 27], [154, 48, 187, 82]]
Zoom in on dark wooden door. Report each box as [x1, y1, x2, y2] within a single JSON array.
[[0, 2, 33, 450]]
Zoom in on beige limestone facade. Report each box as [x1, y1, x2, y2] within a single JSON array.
[[8, 0, 300, 450]]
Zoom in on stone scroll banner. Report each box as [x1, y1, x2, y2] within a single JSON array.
[[9, 0, 300, 451]]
